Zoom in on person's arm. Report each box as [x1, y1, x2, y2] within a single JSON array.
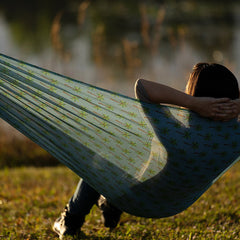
[[135, 79, 238, 120]]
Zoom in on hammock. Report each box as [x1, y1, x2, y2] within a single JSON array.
[[0, 53, 239, 218]]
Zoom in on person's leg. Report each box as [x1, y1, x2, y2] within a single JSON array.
[[68, 179, 100, 216], [69, 180, 123, 230], [53, 179, 100, 239], [98, 195, 123, 230]]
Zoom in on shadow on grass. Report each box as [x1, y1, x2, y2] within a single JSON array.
[[213, 211, 240, 225], [70, 231, 119, 240]]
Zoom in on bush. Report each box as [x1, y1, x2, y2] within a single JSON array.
[[0, 136, 60, 168]]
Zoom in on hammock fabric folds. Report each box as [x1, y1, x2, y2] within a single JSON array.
[[0, 53, 239, 218]]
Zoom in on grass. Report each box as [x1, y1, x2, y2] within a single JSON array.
[[0, 163, 239, 240]]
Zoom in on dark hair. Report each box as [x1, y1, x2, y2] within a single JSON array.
[[185, 63, 239, 99]]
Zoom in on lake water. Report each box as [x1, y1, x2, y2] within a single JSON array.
[[0, 0, 240, 135]]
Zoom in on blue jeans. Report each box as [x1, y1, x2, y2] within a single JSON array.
[[68, 179, 100, 216]]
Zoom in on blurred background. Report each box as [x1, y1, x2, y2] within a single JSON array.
[[0, 0, 240, 167]]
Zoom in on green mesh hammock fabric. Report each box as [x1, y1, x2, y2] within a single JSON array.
[[0, 53, 239, 218]]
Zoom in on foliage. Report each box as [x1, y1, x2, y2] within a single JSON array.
[[0, 163, 239, 239], [0, 137, 59, 168], [0, 0, 236, 55]]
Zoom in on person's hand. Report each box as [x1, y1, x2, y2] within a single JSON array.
[[226, 98, 240, 119], [191, 97, 239, 121]]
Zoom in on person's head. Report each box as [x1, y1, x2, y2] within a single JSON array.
[[185, 63, 239, 99]]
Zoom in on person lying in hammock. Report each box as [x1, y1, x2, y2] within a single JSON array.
[[53, 62, 240, 239]]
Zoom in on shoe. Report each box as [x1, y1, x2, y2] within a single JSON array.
[[52, 204, 85, 239], [98, 196, 122, 230]]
